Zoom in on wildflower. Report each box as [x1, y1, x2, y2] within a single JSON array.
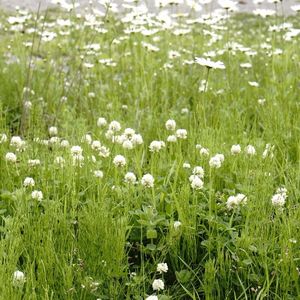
[[183, 162, 191, 169], [131, 134, 144, 145], [60, 140, 70, 148], [28, 159, 41, 167], [173, 221, 182, 229], [91, 140, 101, 150], [124, 172, 137, 184], [31, 190, 43, 201], [99, 146, 110, 158], [191, 176, 204, 190], [94, 170, 104, 178], [113, 155, 126, 167], [271, 193, 286, 207], [72, 154, 84, 167], [176, 129, 187, 139], [165, 119, 176, 131], [109, 121, 121, 132], [209, 155, 222, 168], [97, 117, 107, 127], [122, 140, 134, 150], [245, 145, 256, 156], [226, 193, 247, 210], [192, 166, 204, 178], [49, 126, 58, 136], [231, 144, 241, 155], [81, 134, 92, 144], [157, 263, 168, 274], [167, 135, 177, 143], [145, 296, 158, 300], [71, 145, 83, 156], [200, 147, 209, 156], [124, 128, 135, 138], [195, 57, 226, 69], [10, 136, 26, 151], [13, 270, 25, 287], [23, 177, 35, 187], [181, 108, 189, 114], [149, 141, 165, 152], [248, 81, 259, 87], [141, 174, 154, 188], [5, 152, 17, 163], [152, 279, 164, 291]]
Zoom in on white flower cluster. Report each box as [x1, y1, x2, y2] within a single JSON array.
[[271, 187, 287, 207], [189, 166, 205, 190], [149, 140, 165, 152], [226, 193, 248, 210], [209, 153, 224, 168]]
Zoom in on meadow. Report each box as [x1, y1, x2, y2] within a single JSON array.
[[0, 0, 300, 299]]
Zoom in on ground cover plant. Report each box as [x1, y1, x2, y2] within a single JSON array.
[[0, 0, 300, 299]]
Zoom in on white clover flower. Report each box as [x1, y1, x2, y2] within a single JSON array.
[[71, 145, 83, 156], [49, 137, 60, 144], [157, 263, 168, 274], [49, 126, 58, 136], [276, 187, 287, 196], [5, 152, 17, 163], [215, 153, 225, 162], [152, 279, 164, 291], [88, 92, 95, 98], [0, 133, 8, 143], [124, 172, 137, 184], [124, 128, 135, 138], [13, 270, 25, 287], [271, 193, 286, 207], [97, 117, 107, 127], [122, 140, 134, 150], [192, 166, 204, 178], [231, 144, 241, 155], [113, 155, 126, 167], [167, 135, 177, 143], [181, 108, 189, 114], [60, 139, 70, 148], [91, 140, 101, 150], [258, 98, 266, 105], [109, 120, 121, 132], [31, 190, 43, 201], [183, 162, 191, 169], [94, 170, 104, 178], [131, 134, 144, 145], [227, 193, 247, 210], [145, 296, 158, 300], [191, 176, 204, 190], [245, 145, 256, 155], [99, 146, 110, 158], [226, 196, 239, 210], [115, 135, 127, 145], [105, 130, 114, 140], [141, 174, 154, 188], [200, 147, 210, 156], [23, 177, 35, 187], [28, 159, 41, 167], [10, 136, 23, 148], [173, 220, 182, 229], [176, 129, 187, 139], [23, 100, 32, 110], [209, 156, 222, 168], [149, 140, 165, 152], [165, 119, 176, 131], [81, 134, 92, 144]]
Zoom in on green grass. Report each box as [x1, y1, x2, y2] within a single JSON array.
[[0, 4, 300, 299]]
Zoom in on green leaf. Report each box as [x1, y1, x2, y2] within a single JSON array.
[[146, 228, 157, 239]]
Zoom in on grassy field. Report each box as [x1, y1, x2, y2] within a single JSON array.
[[0, 1, 300, 299]]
